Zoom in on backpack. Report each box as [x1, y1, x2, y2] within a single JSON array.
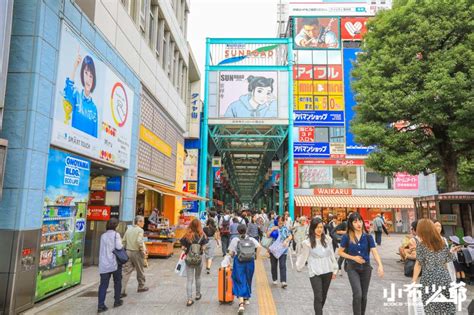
[[373, 218, 383, 232], [237, 237, 256, 262], [185, 236, 203, 266], [220, 218, 231, 235]]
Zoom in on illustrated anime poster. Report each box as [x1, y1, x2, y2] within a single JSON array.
[[293, 17, 341, 50], [51, 22, 134, 168], [219, 71, 279, 119], [184, 149, 198, 181]]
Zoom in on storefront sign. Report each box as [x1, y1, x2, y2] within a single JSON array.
[[183, 182, 197, 193], [295, 95, 314, 110], [314, 188, 352, 195], [294, 111, 344, 126], [106, 176, 121, 191], [183, 201, 198, 213], [294, 142, 330, 158], [90, 176, 106, 191], [295, 159, 365, 165], [139, 125, 172, 157], [341, 17, 368, 41], [87, 205, 111, 221], [343, 48, 375, 155], [214, 43, 284, 66], [184, 148, 199, 181], [293, 17, 341, 49], [298, 127, 315, 142], [175, 142, 185, 190], [188, 91, 201, 138], [439, 214, 457, 226], [89, 190, 105, 204], [51, 23, 134, 169], [330, 143, 346, 158], [293, 65, 313, 80], [394, 172, 419, 190], [293, 65, 343, 81], [289, 0, 371, 17]]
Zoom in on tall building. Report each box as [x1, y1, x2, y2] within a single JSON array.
[[0, 0, 200, 313], [277, 0, 437, 231]]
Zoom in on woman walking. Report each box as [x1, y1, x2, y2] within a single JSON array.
[[247, 214, 261, 242], [338, 212, 384, 315], [203, 218, 218, 274], [98, 218, 123, 313], [412, 219, 456, 314], [226, 224, 260, 314], [180, 219, 208, 306], [267, 216, 293, 288], [296, 218, 338, 315]]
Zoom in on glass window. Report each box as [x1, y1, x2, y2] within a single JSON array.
[[329, 127, 345, 143], [364, 168, 389, 189], [314, 127, 329, 142], [332, 166, 358, 188]]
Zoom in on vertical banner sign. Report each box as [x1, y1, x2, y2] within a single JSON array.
[[212, 157, 221, 184], [51, 23, 134, 168], [271, 161, 281, 186], [343, 48, 375, 155], [184, 149, 199, 181], [175, 142, 185, 190]]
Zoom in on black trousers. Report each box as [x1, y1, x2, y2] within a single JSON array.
[[309, 272, 333, 315], [347, 263, 372, 315], [270, 253, 287, 282], [98, 265, 122, 308]]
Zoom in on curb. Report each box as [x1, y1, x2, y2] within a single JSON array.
[[21, 281, 99, 315]]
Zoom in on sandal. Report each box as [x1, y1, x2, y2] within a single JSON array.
[[186, 300, 194, 307], [238, 303, 245, 314], [195, 293, 202, 300]]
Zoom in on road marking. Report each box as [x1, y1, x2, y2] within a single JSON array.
[[255, 254, 277, 315]]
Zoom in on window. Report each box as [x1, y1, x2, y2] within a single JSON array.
[[329, 127, 344, 143], [366, 172, 385, 183], [314, 127, 329, 143], [148, 7, 155, 47], [163, 32, 171, 75], [156, 17, 164, 57], [139, 0, 147, 31]]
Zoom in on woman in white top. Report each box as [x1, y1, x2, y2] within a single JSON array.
[[296, 217, 338, 315]]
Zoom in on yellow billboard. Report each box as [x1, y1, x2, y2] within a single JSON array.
[[295, 95, 313, 110], [313, 95, 328, 110], [328, 95, 344, 111], [294, 80, 313, 95]]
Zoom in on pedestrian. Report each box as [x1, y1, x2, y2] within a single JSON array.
[[267, 216, 293, 288], [283, 210, 293, 229], [247, 214, 261, 242], [219, 209, 232, 256], [121, 215, 148, 296], [225, 224, 260, 314], [412, 219, 457, 314], [98, 218, 123, 313], [230, 217, 240, 242], [332, 215, 347, 276], [293, 216, 308, 256], [372, 214, 384, 246], [296, 217, 338, 315], [433, 219, 459, 283], [180, 218, 208, 306], [203, 218, 218, 274], [338, 212, 384, 315]]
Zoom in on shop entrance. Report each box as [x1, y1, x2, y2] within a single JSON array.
[[83, 163, 124, 266]]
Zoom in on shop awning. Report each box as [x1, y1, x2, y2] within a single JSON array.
[[295, 195, 414, 209], [138, 181, 208, 201]]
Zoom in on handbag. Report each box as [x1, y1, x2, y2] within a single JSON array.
[[268, 236, 289, 259], [261, 235, 274, 249], [175, 252, 187, 277], [112, 232, 129, 265]]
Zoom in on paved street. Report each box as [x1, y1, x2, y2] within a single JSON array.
[[24, 234, 474, 314]]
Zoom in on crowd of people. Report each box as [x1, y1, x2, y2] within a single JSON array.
[[97, 208, 469, 315]]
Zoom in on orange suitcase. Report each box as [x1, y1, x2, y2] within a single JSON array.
[[218, 267, 234, 304]]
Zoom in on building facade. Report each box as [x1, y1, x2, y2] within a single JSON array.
[[0, 0, 200, 313]]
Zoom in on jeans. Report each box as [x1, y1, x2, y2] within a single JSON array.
[[310, 272, 333, 315], [338, 256, 345, 271], [347, 263, 372, 315], [121, 250, 146, 294], [98, 265, 122, 308], [186, 262, 202, 300], [221, 234, 230, 256], [374, 231, 382, 245], [270, 253, 287, 283]]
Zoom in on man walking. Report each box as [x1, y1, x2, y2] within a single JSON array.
[[122, 215, 149, 296], [219, 209, 231, 256], [372, 214, 384, 246]]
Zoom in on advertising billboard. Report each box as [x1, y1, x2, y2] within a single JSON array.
[[294, 111, 344, 126], [341, 17, 368, 41], [293, 17, 341, 50], [294, 142, 330, 158], [219, 71, 278, 118], [184, 149, 198, 181], [343, 48, 375, 155], [51, 23, 135, 169]]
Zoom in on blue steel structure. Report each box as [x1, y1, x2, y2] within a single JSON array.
[[198, 38, 295, 219]]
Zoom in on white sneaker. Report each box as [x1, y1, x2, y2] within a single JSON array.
[[272, 280, 278, 285], [281, 282, 287, 289], [338, 270, 343, 277], [244, 299, 250, 305]]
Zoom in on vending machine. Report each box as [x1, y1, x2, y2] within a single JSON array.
[[35, 149, 90, 301]]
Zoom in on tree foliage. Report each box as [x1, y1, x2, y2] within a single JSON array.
[[351, 0, 474, 191]]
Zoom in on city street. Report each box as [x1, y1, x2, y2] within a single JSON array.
[[24, 234, 474, 314]]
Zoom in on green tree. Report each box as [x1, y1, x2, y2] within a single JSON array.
[[351, 0, 474, 192]]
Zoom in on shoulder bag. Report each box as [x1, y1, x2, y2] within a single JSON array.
[[113, 232, 129, 265]]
